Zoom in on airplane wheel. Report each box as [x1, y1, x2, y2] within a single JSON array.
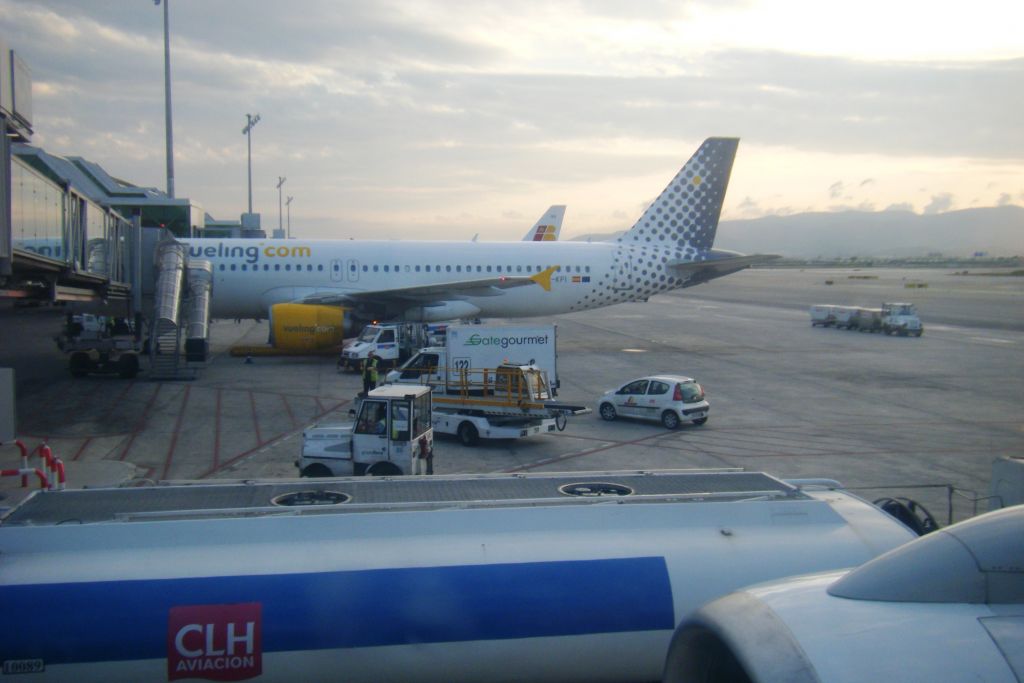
[[457, 422, 480, 446], [661, 411, 681, 430], [599, 403, 617, 421]]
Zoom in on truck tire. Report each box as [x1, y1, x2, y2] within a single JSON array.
[[457, 421, 480, 446], [69, 352, 90, 378], [118, 354, 139, 379], [599, 403, 617, 421], [301, 463, 332, 478], [367, 461, 403, 476], [661, 410, 681, 430]]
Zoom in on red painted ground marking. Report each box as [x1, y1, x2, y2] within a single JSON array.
[[314, 397, 326, 414], [503, 431, 670, 473], [213, 388, 222, 469], [282, 394, 298, 429], [199, 398, 350, 479], [249, 391, 263, 445], [118, 383, 163, 461], [160, 385, 191, 480], [71, 437, 93, 462], [100, 381, 136, 423]]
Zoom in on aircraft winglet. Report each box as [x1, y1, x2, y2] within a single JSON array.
[[530, 266, 559, 292]]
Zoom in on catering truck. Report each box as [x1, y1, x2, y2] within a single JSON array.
[[0, 470, 918, 683], [386, 324, 558, 389], [383, 324, 583, 445]]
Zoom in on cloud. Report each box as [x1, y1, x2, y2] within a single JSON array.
[[885, 202, 915, 212], [923, 193, 955, 214], [828, 181, 844, 199], [997, 193, 1013, 206]]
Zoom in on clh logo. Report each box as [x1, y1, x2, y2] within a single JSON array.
[[167, 603, 262, 682]]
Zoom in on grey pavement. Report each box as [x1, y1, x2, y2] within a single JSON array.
[[2, 267, 1022, 523]]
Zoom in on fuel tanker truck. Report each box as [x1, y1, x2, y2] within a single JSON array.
[[0, 470, 917, 682]]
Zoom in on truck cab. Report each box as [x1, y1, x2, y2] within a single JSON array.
[[881, 302, 923, 336], [298, 384, 433, 477], [338, 323, 427, 371]]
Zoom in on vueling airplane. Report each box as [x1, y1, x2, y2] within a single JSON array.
[[183, 138, 767, 351]]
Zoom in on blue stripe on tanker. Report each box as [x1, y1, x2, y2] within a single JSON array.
[[1, 557, 673, 664]]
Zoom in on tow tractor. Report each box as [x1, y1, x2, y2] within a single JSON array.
[[298, 384, 434, 477], [55, 314, 142, 379]]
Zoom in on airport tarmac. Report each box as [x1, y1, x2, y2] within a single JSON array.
[[2, 267, 1022, 524]]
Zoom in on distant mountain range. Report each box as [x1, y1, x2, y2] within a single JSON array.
[[574, 206, 1024, 258]]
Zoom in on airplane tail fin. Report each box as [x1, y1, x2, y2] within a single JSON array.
[[617, 138, 738, 254], [523, 205, 566, 241]]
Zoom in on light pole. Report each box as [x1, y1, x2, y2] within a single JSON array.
[[277, 176, 287, 237], [155, 0, 174, 198], [286, 196, 294, 238], [243, 113, 261, 214]]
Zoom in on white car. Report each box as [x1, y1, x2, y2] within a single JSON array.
[[597, 375, 709, 429]]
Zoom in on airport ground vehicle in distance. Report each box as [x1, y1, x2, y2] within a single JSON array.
[[337, 322, 444, 371], [663, 504, 1023, 683], [0, 471, 917, 682], [181, 138, 769, 352], [809, 302, 923, 336], [297, 384, 433, 477], [881, 301, 923, 336], [386, 324, 558, 392], [598, 375, 709, 429], [56, 313, 141, 378]]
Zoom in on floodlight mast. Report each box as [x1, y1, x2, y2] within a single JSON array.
[[155, 0, 175, 198], [243, 113, 261, 214], [286, 196, 294, 238], [277, 176, 287, 236]]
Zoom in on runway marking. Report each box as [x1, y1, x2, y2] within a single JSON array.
[[213, 388, 223, 469], [249, 390, 263, 445], [282, 394, 298, 429], [118, 383, 162, 461], [160, 385, 190, 480], [71, 436, 93, 462], [970, 336, 1015, 345], [198, 398, 351, 479], [621, 348, 647, 353], [100, 381, 137, 423], [504, 431, 670, 472]]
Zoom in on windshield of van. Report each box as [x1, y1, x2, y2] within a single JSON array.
[[678, 382, 704, 403], [357, 326, 379, 342]]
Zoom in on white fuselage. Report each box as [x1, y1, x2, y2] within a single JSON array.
[[182, 238, 685, 321]]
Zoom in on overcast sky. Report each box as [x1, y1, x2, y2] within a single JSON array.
[[3, 0, 1022, 242]]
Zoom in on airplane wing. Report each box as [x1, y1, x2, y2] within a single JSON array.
[[522, 205, 566, 241], [296, 267, 559, 307], [667, 254, 780, 287]]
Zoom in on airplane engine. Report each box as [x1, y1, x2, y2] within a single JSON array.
[[268, 303, 354, 351], [662, 504, 1024, 683]]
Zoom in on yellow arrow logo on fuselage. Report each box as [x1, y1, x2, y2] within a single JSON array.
[[529, 265, 559, 292]]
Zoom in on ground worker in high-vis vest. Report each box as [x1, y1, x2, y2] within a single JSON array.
[[361, 351, 379, 396]]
